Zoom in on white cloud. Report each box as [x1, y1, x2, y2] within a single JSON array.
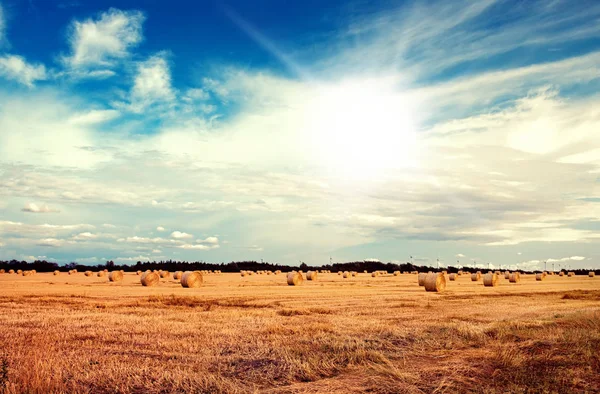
[[72, 232, 97, 240], [198, 236, 219, 245], [21, 203, 60, 213], [182, 88, 209, 102], [170, 231, 192, 239], [546, 256, 586, 262], [36, 238, 64, 247], [0, 55, 47, 87], [178, 243, 218, 250], [455, 253, 465, 258], [156, 226, 165, 232], [124, 53, 175, 112], [64, 8, 145, 70], [68, 109, 120, 126]]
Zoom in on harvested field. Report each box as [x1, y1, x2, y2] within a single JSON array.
[[0, 272, 599, 393]]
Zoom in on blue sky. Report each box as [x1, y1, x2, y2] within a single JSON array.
[[1, 0, 600, 270]]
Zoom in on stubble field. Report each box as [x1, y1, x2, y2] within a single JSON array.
[[0, 271, 599, 393]]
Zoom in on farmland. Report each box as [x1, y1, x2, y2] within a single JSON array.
[[0, 271, 599, 393]]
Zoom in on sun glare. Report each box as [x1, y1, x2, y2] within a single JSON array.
[[306, 80, 420, 180]]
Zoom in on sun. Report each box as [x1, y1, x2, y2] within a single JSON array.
[[305, 79, 421, 180]]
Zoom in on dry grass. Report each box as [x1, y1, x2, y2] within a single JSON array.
[[0, 272, 599, 393]]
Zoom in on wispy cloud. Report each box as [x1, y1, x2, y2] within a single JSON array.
[[62, 8, 145, 75], [0, 55, 47, 86], [21, 203, 60, 213]]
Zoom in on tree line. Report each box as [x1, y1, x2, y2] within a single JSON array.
[[1, 259, 595, 275]]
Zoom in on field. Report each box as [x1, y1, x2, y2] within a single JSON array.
[[0, 271, 599, 393]]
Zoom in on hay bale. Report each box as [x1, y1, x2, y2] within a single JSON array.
[[136, 270, 142, 275], [535, 273, 544, 281], [160, 271, 171, 279], [509, 272, 521, 283], [343, 271, 350, 278], [85, 271, 92, 277], [449, 273, 457, 281], [504, 271, 510, 279], [483, 273, 498, 287], [418, 273, 427, 286], [109, 271, 124, 282], [337, 271, 342, 275], [559, 271, 565, 277], [371, 272, 378, 278], [393, 271, 400, 276], [173, 271, 183, 280], [53, 270, 60, 276], [181, 271, 203, 288], [471, 272, 481, 281], [287, 271, 303, 286], [424, 273, 446, 292], [9, 269, 14, 274], [141, 271, 160, 287], [97, 271, 106, 278], [306, 271, 318, 281], [568, 272, 575, 277], [0, 269, 4, 274], [589, 272, 596, 277]]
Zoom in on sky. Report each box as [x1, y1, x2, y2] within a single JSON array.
[[0, 0, 599, 270]]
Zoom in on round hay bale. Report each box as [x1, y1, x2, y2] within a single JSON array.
[[173, 271, 183, 280], [181, 271, 203, 288], [17, 269, 23, 275], [343, 271, 350, 278], [371, 272, 378, 278], [418, 273, 427, 286], [483, 273, 498, 287], [306, 271, 318, 281], [589, 272, 596, 277], [109, 271, 124, 282], [559, 271, 564, 277], [287, 271, 303, 286], [97, 271, 106, 278], [535, 273, 544, 281], [424, 272, 446, 292], [509, 272, 521, 283], [9, 269, 15, 274], [568, 272, 575, 277], [351, 271, 357, 277], [136, 270, 142, 275], [240, 271, 247, 277], [84, 271, 92, 277], [393, 271, 400, 276], [160, 271, 171, 279], [337, 271, 342, 275], [449, 273, 457, 281], [504, 271, 510, 280], [0, 269, 4, 274], [53, 270, 60, 275], [141, 271, 160, 287], [471, 272, 481, 281]]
